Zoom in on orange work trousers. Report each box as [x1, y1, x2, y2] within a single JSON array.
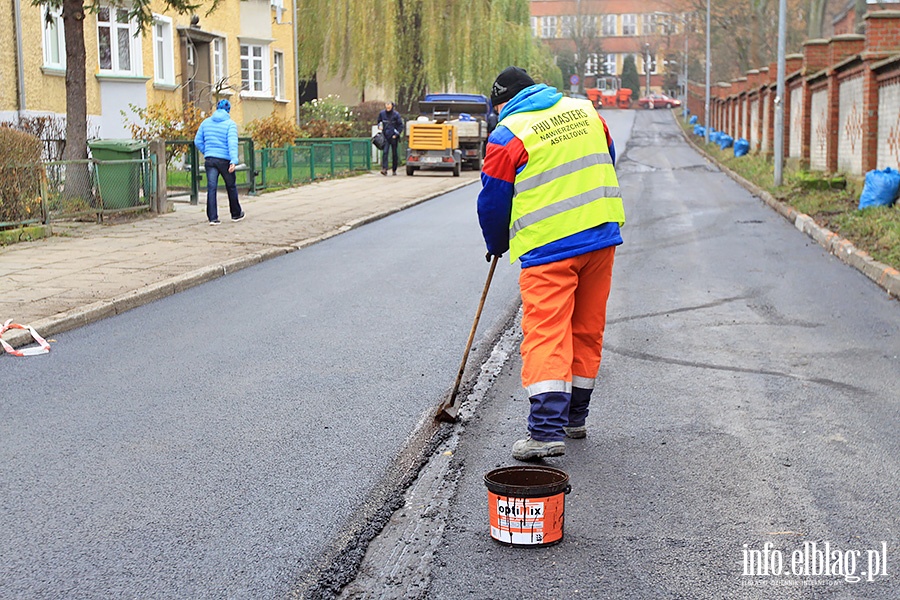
[[519, 246, 616, 396]]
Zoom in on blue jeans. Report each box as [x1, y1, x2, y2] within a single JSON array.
[[382, 136, 399, 172], [205, 157, 242, 221]]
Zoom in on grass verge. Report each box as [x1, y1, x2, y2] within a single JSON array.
[[679, 118, 900, 271]]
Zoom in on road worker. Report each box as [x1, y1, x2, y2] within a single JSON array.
[[478, 66, 625, 461]]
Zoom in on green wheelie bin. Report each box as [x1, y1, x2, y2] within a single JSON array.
[[88, 139, 147, 209]]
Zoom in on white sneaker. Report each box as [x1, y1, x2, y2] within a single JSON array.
[[512, 436, 565, 461]]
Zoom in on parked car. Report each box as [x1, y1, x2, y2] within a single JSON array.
[[637, 94, 682, 109]]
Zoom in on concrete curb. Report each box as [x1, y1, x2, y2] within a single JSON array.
[[677, 123, 900, 301], [3, 178, 477, 350]]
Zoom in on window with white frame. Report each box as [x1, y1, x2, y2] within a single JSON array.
[[582, 15, 597, 35], [241, 43, 270, 94], [42, 6, 66, 69], [642, 13, 658, 35], [603, 53, 617, 75], [152, 16, 175, 85], [541, 16, 557, 38], [212, 38, 226, 86], [97, 6, 140, 75], [601, 14, 616, 36], [530, 16, 538, 37], [273, 51, 285, 100], [561, 15, 575, 37], [622, 14, 637, 36], [643, 52, 657, 74], [585, 53, 599, 76]]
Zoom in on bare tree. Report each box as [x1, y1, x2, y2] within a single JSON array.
[[562, 0, 603, 91], [808, 0, 830, 38]]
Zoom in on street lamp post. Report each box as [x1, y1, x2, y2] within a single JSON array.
[[704, 0, 711, 144], [652, 11, 691, 120], [644, 43, 652, 96], [683, 14, 689, 120], [774, 0, 787, 186]]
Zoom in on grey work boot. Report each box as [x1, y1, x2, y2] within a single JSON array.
[[562, 425, 587, 439], [512, 436, 565, 461]]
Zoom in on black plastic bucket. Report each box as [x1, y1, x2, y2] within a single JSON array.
[[484, 466, 571, 547]]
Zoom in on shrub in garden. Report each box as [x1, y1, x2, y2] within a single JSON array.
[[123, 102, 204, 165], [0, 127, 44, 226], [0, 115, 67, 161], [298, 96, 353, 138], [351, 101, 389, 137], [246, 113, 303, 169], [246, 112, 302, 148]]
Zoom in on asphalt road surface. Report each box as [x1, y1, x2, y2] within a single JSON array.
[[0, 181, 522, 598], [4, 109, 898, 600], [344, 109, 900, 599]]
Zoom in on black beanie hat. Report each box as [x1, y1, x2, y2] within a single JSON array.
[[491, 66, 535, 106]]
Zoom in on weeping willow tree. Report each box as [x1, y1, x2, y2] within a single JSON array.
[[295, 0, 553, 110]]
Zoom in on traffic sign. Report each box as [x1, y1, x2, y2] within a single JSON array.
[[569, 74, 580, 86]]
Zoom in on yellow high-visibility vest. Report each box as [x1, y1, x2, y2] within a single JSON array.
[[501, 97, 625, 263]]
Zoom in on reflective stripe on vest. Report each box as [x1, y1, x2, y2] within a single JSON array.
[[500, 97, 625, 263]]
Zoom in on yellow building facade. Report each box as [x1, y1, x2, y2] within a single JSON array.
[[2, 0, 297, 138]]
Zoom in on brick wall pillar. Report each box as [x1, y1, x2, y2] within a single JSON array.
[[762, 86, 774, 157], [865, 10, 900, 53], [826, 72, 841, 172], [829, 34, 865, 65], [803, 39, 830, 74], [861, 66, 880, 173], [731, 98, 738, 135]]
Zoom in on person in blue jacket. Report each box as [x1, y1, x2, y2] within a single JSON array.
[[194, 99, 245, 225], [377, 101, 404, 176]]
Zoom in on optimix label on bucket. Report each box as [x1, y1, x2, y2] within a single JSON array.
[[489, 493, 564, 546]]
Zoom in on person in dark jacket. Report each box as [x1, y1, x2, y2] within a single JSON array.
[[194, 99, 244, 225], [377, 102, 404, 176]]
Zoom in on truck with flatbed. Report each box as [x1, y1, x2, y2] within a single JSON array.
[[406, 93, 493, 171]]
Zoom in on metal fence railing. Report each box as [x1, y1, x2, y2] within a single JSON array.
[[2, 137, 373, 232], [165, 137, 373, 204], [0, 155, 154, 230]]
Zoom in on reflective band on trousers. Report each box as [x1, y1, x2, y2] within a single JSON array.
[[514, 153, 614, 195], [511, 185, 622, 239]]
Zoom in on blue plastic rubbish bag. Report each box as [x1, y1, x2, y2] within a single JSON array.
[[718, 135, 734, 150], [858, 167, 900, 210], [734, 138, 750, 157], [689, 115, 698, 125]]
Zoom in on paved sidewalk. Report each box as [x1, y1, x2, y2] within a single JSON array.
[[0, 170, 480, 348]]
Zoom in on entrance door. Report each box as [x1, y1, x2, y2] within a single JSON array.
[[184, 39, 213, 113]]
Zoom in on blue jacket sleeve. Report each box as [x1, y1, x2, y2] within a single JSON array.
[[194, 121, 206, 156], [477, 127, 522, 257], [228, 121, 239, 164]]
